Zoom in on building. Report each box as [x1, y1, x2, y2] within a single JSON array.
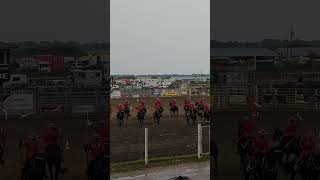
[[33, 55, 64, 71], [211, 48, 279, 82], [0, 42, 17, 82], [38, 61, 51, 73]]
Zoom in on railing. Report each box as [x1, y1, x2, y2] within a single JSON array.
[[0, 86, 108, 116], [211, 82, 320, 111]]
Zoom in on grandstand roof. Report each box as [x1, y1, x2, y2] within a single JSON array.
[[211, 48, 279, 57]]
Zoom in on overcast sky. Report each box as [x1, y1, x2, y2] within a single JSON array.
[[212, 0, 320, 41], [0, 0, 108, 42], [111, 0, 210, 75]]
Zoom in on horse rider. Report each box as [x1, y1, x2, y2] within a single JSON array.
[[188, 102, 196, 112], [283, 119, 297, 145], [123, 101, 131, 116], [254, 130, 269, 156], [254, 130, 270, 172], [204, 103, 210, 112], [21, 134, 40, 170], [136, 103, 145, 113], [251, 96, 262, 119], [197, 97, 205, 106], [87, 134, 106, 163], [238, 115, 256, 152], [170, 99, 177, 109], [95, 123, 108, 144], [184, 97, 191, 106], [155, 102, 162, 113], [138, 99, 146, 108], [116, 103, 125, 118], [0, 128, 5, 166], [299, 131, 316, 163], [43, 123, 64, 169], [155, 98, 161, 108]]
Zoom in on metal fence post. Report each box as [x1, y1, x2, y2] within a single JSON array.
[[33, 87, 40, 113], [198, 124, 202, 159], [316, 89, 318, 110], [145, 126, 148, 166]]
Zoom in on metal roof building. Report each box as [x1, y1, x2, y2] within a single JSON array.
[[211, 48, 279, 57]]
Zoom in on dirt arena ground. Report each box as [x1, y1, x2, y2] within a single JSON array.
[[110, 96, 210, 163], [0, 112, 104, 180], [213, 110, 320, 180]]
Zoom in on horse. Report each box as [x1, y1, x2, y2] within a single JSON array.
[[0, 128, 7, 166], [184, 105, 189, 118], [279, 136, 302, 180], [124, 108, 130, 120], [196, 104, 204, 120], [296, 155, 320, 180], [153, 109, 161, 125], [137, 110, 146, 126], [169, 104, 178, 116], [117, 110, 125, 126], [21, 153, 47, 180], [257, 151, 279, 180], [87, 153, 108, 180], [45, 144, 63, 180], [204, 110, 210, 122], [186, 110, 197, 126], [211, 141, 219, 176]]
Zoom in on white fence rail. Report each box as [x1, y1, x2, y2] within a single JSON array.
[[212, 82, 320, 111]]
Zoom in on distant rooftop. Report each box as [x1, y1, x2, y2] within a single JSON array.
[[0, 42, 17, 49], [211, 48, 279, 57], [278, 47, 320, 57]]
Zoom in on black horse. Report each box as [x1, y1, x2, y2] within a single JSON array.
[[0, 128, 7, 166], [117, 110, 125, 126], [87, 153, 108, 180], [169, 104, 178, 116], [21, 153, 47, 180], [204, 110, 210, 122], [45, 144, 63, 180], [124, 108, 130, 120], [279, 136, 302, 180], [186, 110, 197, 126], [153, 110, 161, 125], [184, 105, 189, 118], [296, 154, 320, 180], [137, 110, 146, 126], [196, 104, 204, 120]]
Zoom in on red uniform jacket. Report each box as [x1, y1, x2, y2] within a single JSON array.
[[170, 100, 177, 108], [255, 136, 269, 155], [116, 104, 124, 111], [123, 103, 129, 110], [284, 121, 297, 137], [44, 128, 60, 146], [204, 104, 210, 111], [23, 137, 39, 159], [88, 142, 106, 161], [301, 137, 315, 157]]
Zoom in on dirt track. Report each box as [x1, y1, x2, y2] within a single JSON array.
[[213, 110, 320, 180], [110, 97, 210, 163]]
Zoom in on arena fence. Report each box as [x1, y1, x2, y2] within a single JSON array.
[[0, 86, 107, 118], [143, 122, 210, 165], [212, 82, 320, 111]]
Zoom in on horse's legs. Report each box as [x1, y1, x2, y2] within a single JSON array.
[[55, 163, 61, 180], [48, 164, 54, 180]]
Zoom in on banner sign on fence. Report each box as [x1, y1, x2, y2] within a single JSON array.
[[229, 95, 247, 103], [2, 94, 33, 113], [303, 95, 320, 103]]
